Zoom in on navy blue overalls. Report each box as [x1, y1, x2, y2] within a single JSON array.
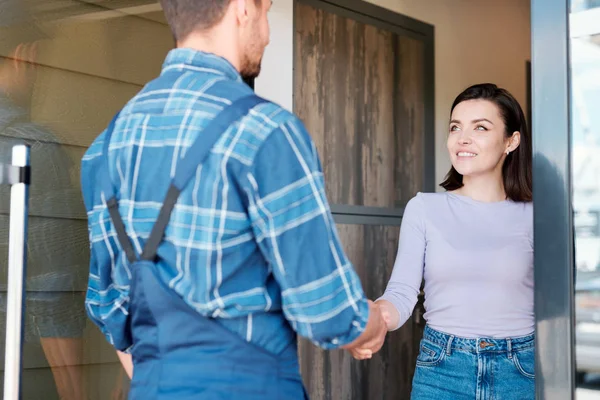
[[99, 95, 309, 399]]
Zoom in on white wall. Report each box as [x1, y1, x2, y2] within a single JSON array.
[[256, 0, 532, 189], [255, 0, 294, 112]]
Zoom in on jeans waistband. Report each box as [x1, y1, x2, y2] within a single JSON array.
[[423, 325, 535, 354]]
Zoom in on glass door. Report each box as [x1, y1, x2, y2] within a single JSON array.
[[531, 0, 575, 399], [570, 2, 600, 398], [0, 1, 172, 398], [533, 0, 600, 399]]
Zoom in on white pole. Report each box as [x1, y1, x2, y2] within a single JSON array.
[[3, 144, 30, 400]]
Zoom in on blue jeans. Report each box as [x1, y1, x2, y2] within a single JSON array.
[[411, 326, 535, 400]]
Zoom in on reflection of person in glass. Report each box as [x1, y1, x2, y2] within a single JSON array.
[[0, 2, 87, 399], [375, 84, 535, 399]]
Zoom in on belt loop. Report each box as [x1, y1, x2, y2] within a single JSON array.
[[507, 338, 513, 359], [446, 335, 454, 356]]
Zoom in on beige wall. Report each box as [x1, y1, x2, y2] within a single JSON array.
[[365, 0, 532, 188]]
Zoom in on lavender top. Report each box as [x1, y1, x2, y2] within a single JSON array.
[[378, 192, 534, 338]]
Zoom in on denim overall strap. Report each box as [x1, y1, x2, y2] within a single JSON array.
[[99, 112, 138, 264]]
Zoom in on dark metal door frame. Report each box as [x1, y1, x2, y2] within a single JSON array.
[[531, 0, 575, 398]]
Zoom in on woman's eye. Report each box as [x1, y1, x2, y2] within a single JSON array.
[[450, 125, 459, 132], [475, 125, 487, 131]]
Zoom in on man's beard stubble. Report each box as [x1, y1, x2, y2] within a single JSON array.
[[240, 55, 262, 83]]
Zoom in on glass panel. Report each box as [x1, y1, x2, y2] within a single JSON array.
[[0, 1, 172, 398], [571, 6, 600, 398], [572, 0, 600, 12]]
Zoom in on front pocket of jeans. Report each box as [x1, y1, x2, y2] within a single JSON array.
[[416, 339, 445, 366], [512, 347, 535, 379]]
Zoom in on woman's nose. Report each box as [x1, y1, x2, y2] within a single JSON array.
[[458, 132, 472, 144]]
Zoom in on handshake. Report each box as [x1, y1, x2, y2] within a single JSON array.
[[342, 300, 396, 360]]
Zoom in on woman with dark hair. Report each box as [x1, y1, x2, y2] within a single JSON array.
[[375, 83, 534, 399]]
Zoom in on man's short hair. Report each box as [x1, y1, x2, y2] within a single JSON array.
[[160, 0, 262, 41]]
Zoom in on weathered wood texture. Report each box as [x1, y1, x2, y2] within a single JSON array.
[[298, 224, 425, 399], [294, 1, 425, 209], [294, 2, 429, 399]]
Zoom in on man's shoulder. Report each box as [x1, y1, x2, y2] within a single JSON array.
[[125, 74, 302, 131], [234, 97, 310, 170], [204, 79, 300, 130], [247, 98, 299, 133]]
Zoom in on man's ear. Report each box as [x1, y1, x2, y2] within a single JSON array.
[[234, 0, 249, 26]]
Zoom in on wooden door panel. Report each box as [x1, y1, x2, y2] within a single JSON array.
[[294, 1, 425, 209], [293, 1, 431, 398]]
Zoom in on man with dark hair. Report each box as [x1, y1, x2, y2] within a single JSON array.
[[82, 1, 388, 398]]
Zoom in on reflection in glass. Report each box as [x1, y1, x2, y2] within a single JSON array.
[[572, 6, 600, 396], [0, 0, 171, 398], [572, 0, 600, 12], [0, 1, 89, 399]]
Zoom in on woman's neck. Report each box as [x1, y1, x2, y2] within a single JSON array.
[[454, 173, 506, 203]]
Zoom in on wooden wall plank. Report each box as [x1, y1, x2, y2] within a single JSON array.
[[0, 3, 171, 86], [29, 63, 141, 147], [0, 59, 140, 148]]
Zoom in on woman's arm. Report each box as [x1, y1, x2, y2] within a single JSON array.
[[376, 195, 426, 331]]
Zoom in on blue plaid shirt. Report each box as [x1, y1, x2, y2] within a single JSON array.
[[81, 49, 369, 354]]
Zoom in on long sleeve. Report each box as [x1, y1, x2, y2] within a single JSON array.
[[378, 194, 426, 330], [244, 116, 370, 349], [81, 132, 132, 352]]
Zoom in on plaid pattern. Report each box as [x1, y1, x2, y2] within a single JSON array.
[[81, 49, 369, 354]]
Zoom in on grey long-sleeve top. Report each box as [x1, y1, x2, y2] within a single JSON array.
[[378, 192, 534, 338]]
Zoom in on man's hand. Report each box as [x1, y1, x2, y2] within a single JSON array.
[[342, 300, 388, 360]]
